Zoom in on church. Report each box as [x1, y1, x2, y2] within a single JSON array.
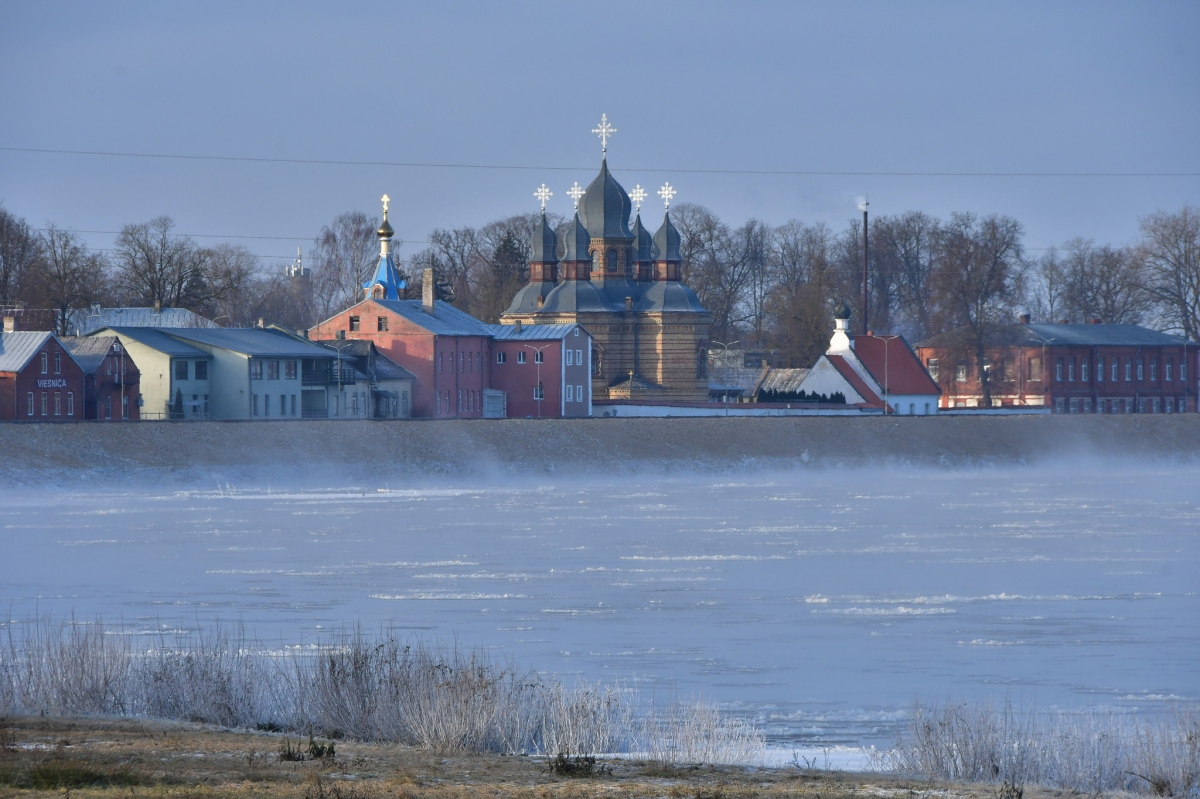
[[499, 116, 712, 402]]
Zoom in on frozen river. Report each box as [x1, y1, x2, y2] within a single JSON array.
[[2, 462, 1197, 749]]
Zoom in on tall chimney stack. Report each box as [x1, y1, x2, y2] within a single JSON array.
[[422, 268, 435, 314], [861, 201, 869, 336]]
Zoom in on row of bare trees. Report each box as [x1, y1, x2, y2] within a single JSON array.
[[2, 203, 1196, 362]]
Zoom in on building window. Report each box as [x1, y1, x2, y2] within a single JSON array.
[[1150, 358, 1157, 381], [121, 395, 128, 419], [54, 352, 61, 374], [250, 360, 263, 379], [26, 392, 33, 416], [533, 383, 544, 400], [457, 390, 462, 412], [1083, 398, 1092, 413], [54, 392, 61, 416], [285, 361, 296, 379], [496, 351, 506, 364], [175, 360, 188, 380], [349, 316, 360, 332], [438, 352, 443, 373], [192, 394, 199, 416], [534, 350, 544, 364], [1054, 397, 1064, 413], [377, 316, 388, 332], [253, 394, 259, 416], [574, 328, 579, 337], [518, 351, 527, 364], [67, 392, 74, 416], [1125, 358, 1132, 381], [576, 349, 583, 365], [1137, 358, 1144, 381], [477, 352, 481, 372], [39, 392, 47, 415], [1166, 359, 1173, 381], [1081, 358, 1088, 382], [1027, 357, 1041, 382], [955, 363, 967, 382], [402, 391, 409, 415], [566, 349, 573, 366], [103, 396, 111, 419], [195, 360, 208, 380], [40, 352, 47, 374], [566, 384, 573, 402], [106, 358, 112, 375], [1181, 359, 1187, 382], [1097, 357, 1105, 382], [266, 360, 279, 379], [1112, 359, 1118, 381], [577, 385, 583, 401], [460, 352, 464, 372], [1056, 358, 1064, 381]]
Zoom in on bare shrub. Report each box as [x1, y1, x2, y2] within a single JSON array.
[[640, 698, 766, 766]]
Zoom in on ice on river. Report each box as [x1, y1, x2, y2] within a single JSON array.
[[2, 461, 1197, 749]]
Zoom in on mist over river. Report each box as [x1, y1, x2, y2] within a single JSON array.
[[3, 461, 1197, 749]]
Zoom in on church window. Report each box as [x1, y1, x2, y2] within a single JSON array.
[[606, 250, 617, 273], [349, 316, 360, 331], [497, 351, 506, 364], [377, 316, 388, 332]]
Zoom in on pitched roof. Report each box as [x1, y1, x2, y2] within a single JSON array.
[[369, 299, 493, 337], [312, 339, 416, 381], [852, 334, 941, 395], [104, 327, 212, 358], [66, 307, 216, 335], [0, 331, 53, 372], [59, 336, 117, 374], [916, 322, 1189, 349], [161, 328, 337, 358], [759, 367, 811, 393], [488, 323, 579, 341], [827, 354, 886, 409], [372, 352, 416, 381]]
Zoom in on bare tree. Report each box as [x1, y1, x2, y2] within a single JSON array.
[[311, 211, 379, 318], [672, 203, 757, 342], [35, 225, 108, 334], [1059, 238, 1147, 324], [766, 220, 838, 365], [930, 213, 1025, 407], [0, 205, 41, 308], [873, 211, 940, 339], [204, 243, 263, 326], [1135, 205, 1200, 339], [112, 217, 207, 308], [1025, 247, 1067, 324]]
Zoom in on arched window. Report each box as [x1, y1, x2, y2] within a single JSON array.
[[606, 249, 617, 273]]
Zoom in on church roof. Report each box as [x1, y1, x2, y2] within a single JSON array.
[[537, 279, 618, 314], [530, 211, 559, 263], [504, 281, 558, 315], [631, 213, 654, 264], [579, 159, 632, 240], [651, 211, 681, 262], [638, 280, 707, 313], [562, 212, 592, 262]]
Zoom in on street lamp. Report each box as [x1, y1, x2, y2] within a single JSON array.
[[709, 340, 739, 410], [1038, 337, 1058, 411], [522, 342, 553, 418], [330, 340, 356, 417]]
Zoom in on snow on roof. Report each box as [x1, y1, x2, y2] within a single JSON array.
[[0, 331, 52, 372], [104, 327, 211, 358], [852, 334, 941, 396], [67, 307, 216, 335], [59, 336, 117, 374]]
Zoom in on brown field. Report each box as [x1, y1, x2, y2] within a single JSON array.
[[0, 716, 1057, 799]]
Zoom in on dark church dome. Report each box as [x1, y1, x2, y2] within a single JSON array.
[[630, 213, 653, 264], [651, 211, 681, 262], [562, 212, 592, 262], [530, 211, 559, 263], [835, 301, 852, 320], [579, 159, 632, 240]]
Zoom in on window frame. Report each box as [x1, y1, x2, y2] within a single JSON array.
[[496, 351, 506, 364], [195, 360, 208, 380], [349, 316, 360, 332]]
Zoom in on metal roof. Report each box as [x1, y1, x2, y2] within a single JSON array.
[[759, 367, 812, 393], [579, 158, 633, 240], [371, 299, 494, 337], [161, 328, 338, 358], [852, 335, 941, 395], [0, 331, 52, 372], [488, 323, 579, 341], [67, 307, 216, 335], [59, 336, 117, 374], [104, 327, 212, 358], [651, 211, 681, 262], [1020, 323, 1189, 347]]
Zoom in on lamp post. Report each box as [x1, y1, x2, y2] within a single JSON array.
[[522, 342, 553, 418], [709, 339, 739, 410], [330, 341, 355, 417], [1038, 337, 1058, 411]]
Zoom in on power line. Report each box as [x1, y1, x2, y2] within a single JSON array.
[[4, 145, 1198, 178]]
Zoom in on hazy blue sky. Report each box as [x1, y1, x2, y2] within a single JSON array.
[[2, 1, 1197, 268]]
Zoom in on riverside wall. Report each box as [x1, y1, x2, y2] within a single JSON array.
[[0, 415, 1197, 485]]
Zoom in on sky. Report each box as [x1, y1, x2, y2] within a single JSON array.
[[1, 1, 1197, 269]]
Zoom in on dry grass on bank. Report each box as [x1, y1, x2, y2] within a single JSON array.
[[0, 715, 1033, 799]]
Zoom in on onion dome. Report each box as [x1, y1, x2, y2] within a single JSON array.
[[630, 213, 653, 264], [579, 159, 632, 239], [835, 301, 852, 320], [651, 211, 681, 262], [530, 211, 559, 263], [377, 216, 394, 239], [562, 212, 592, 262]]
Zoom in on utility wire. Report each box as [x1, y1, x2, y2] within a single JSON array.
[[4, 146, 1198, 178]]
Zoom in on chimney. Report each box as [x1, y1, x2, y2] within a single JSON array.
[[1089, 318, 1103, 325], [1019, 313, 1031, 324], [256, 317, 265, 329], [514, 319, 523, 334], [153, 298, 161, 314], [422, 268, 435, 314], [625, 296, 633, 313], [2, 316, 14, 333]]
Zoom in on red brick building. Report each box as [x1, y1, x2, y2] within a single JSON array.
[[61, 335, 142, 420], [915, 321, 1196, 413], [0, 331, 86, 421], [490, 322, 592, 418]]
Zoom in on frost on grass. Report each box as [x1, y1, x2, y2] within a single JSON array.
[[0, 616, 762, 766]]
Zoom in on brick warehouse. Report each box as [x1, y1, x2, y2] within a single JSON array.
[[0, 331, 86, 421], [915, 319, 1197, 413]]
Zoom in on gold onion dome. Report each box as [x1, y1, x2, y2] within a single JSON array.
[[377, 216, 394, 239]]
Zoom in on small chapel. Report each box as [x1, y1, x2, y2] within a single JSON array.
[[500, 116, 713, 401]]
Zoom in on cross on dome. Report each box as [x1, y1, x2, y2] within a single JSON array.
[[630, 184, 647, 212], [567, 181, 585, 210], [658, 182, 677, 210], [534, 184, 552, 210], [381, 194, 390, 218], [592, 113, 616, 156]]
